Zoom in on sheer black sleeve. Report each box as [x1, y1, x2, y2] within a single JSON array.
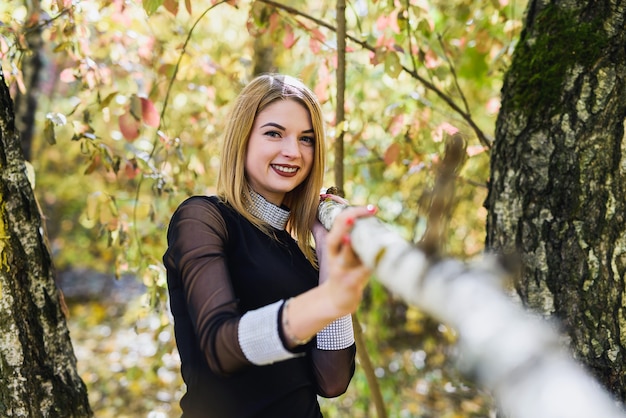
[[311, 344, 357, 397], [164, 197, 251, 375]]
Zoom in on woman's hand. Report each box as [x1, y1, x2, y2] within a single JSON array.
[[318, 199, 377, 316], [284, 196, 377, 344], [312, 193, 349, 285]]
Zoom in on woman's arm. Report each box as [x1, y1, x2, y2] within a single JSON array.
[[282, 202, 375, 346], [311, 344, 356, 397], [280, 202, 376, 395], [165, 198, 249, 375]]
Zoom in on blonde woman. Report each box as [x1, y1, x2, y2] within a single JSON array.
[[164, 74, 375, 417]]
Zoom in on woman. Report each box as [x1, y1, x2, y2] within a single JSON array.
[[163, 74, 375, 417]]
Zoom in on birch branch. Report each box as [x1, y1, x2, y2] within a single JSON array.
[[318, 199, 625, 418]]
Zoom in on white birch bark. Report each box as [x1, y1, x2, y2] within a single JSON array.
[[318, 199, 625, 418]]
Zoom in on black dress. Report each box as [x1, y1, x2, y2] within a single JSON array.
[[163, 196, 356, 418]]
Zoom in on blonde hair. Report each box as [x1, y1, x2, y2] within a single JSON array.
[[216, 74, 326, 265]]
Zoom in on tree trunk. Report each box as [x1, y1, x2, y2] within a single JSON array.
[[0, 69, 92, 416], [485, 0, 626, 401], [14, 5, 46, 161]]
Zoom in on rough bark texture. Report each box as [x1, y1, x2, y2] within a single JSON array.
[[485, 0, 626, 401], [0, 69, 92, 416]]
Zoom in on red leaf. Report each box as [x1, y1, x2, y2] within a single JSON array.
[[59, 68, 76, 83], [185, 0, 191, 15], [124, 159, 140, 179], [269, 12, 280, 32], [310, 28, 325, 42], [141, 98, 160, 127], [119, 112, 140, 141], [163, 0, 178, 15], [384, 143, 401, 166], [309, 38, 321, 54], [389, 114, 404, 136], [283, 25, 297, 49]]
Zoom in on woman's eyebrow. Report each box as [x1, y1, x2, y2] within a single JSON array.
[[260, 122, 285, 130], [260, 122, 314, 134]]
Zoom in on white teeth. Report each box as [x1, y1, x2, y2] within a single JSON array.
[[273, 165, 297, 173]]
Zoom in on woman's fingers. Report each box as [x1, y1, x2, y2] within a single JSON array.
[[327, 205, 377, 256], [321, 203, 377, 313], [320, 193, 350, 206]]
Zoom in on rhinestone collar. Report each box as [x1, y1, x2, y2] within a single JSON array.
[[247, 189, 290, 230]]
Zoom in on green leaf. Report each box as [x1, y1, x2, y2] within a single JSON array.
[[44, 118, 56, 145], [143, 0, 163, 15], [384, 51, 402, 78]]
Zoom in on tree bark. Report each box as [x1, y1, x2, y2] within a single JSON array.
[[0, 68, 92, 416], [485, 0, 626, 401]]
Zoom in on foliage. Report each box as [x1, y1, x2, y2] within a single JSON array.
[[1, 0, 525, 415], [68, 296, 183, 418]]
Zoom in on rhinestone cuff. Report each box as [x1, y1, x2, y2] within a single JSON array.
[[238, 300, 298, 365], [316, 314, 355, 350]]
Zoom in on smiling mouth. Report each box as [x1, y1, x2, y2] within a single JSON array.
[[272, 164, 298, 173]]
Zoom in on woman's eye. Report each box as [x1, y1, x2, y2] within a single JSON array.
[[265, 130, 281, 138], [300, 136, 315, 145]]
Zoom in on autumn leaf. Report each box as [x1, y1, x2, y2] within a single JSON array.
[[124, 159, 140, 180], [283, 25, 297, 49], [59, 68, 76, 83], [309, 38, 321, 55], [84, 154, 101, 175], [384, 142, 401, 166], [140, 98, 160, 127], [119, 112, 140, 141], [163, 0, 178, 16], [268, 12, 280, 32], [309, 28, 326, 42]]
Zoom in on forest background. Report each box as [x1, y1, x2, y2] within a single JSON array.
[[2, 0, 525, 416]]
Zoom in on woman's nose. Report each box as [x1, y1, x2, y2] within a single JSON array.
[[282, 136, 301, 158]]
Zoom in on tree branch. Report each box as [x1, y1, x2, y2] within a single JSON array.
[[317, 199, 626, 418], [256, 0, 492, 148], [133, 0, 229, 259]]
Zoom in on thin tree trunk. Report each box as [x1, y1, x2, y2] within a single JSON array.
[[252, 35, 276, 76], [485, 0, 626, 400], [334, 0, 346, 196], [14, 2, 46, 161], [0, 68, 92, 417], [334, 1, 387, 416]]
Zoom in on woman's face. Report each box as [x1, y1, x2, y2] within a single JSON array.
[[245, 99, 315, 206]]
